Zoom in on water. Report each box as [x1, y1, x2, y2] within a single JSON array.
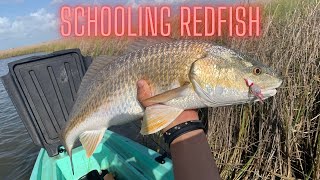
[[0, 53, 46, 180], [0, 53, 161, 180]]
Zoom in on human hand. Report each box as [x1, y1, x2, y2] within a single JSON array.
[[137, 80, 220, 180], [137, 79, 199, 133]]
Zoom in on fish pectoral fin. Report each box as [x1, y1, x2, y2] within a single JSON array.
[[144, 83, 191, 104], [79, 129, 106, 158], [140, 104, 184, 135]]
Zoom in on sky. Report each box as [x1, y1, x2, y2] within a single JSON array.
[[0, 0, 237, 50]]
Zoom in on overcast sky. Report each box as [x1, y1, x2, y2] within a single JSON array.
[[0, 0, 239, 50]]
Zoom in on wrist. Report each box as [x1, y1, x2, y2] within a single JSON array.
[[170, 129, 203, 145], [161, 109, 199, 133], [163, 120, 205, 146]]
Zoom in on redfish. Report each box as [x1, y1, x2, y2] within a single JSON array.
[[61, 39, 282, 173]]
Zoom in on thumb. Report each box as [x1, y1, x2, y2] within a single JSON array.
[[137, 80, 153, 107]]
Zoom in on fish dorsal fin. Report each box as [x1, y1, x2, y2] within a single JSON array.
[[79, 129, 106, 157], [143, 83, 191, 104], [125, 37, 174, 53], [140, 104, 184, 135]]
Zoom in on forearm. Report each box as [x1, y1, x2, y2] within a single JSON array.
[[160, 110, 220, 179], [136, 80, 220, 180], [170, 129, 221, 180]]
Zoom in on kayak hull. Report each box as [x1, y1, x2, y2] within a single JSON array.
[[30, 130, 173, 180]]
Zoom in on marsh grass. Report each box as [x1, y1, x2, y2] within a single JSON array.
[[208, 0, 320, 179], [0, 0, 319, 179], [0, 37, 130, 59]]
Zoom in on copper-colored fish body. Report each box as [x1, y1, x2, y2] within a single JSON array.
[[60, 40, 282, 173]]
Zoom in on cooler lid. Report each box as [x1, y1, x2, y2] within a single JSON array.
[[1, 49, 92, 157]]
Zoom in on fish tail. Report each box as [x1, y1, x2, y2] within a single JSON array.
[[68, 148, 74, 175], [60, 130, 74, 175], [65, 140, 74, 175]]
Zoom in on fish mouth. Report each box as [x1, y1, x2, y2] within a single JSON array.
[[260, 80, 282, 98], [261, 89, 277, 97]]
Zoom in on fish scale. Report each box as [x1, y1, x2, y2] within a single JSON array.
[[60, 40, 282, 174], [65, 41, 208, 129]]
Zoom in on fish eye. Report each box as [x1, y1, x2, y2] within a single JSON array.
[[253, 67, 262, 75]]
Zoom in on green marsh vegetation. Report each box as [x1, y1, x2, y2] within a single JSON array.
[[209, 0, 320, 179]]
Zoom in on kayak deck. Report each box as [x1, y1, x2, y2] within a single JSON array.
[[30, 130, 173, 180], [0, 50, 174, 179]]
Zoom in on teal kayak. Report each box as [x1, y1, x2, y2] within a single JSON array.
[[30, 130, 174, 180], [0, 50, 174, 179]]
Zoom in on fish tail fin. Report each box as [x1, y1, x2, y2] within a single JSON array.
[[69, 150, 74, 175], [60, 130, 75, 175], [67, 146, 74, 175]]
